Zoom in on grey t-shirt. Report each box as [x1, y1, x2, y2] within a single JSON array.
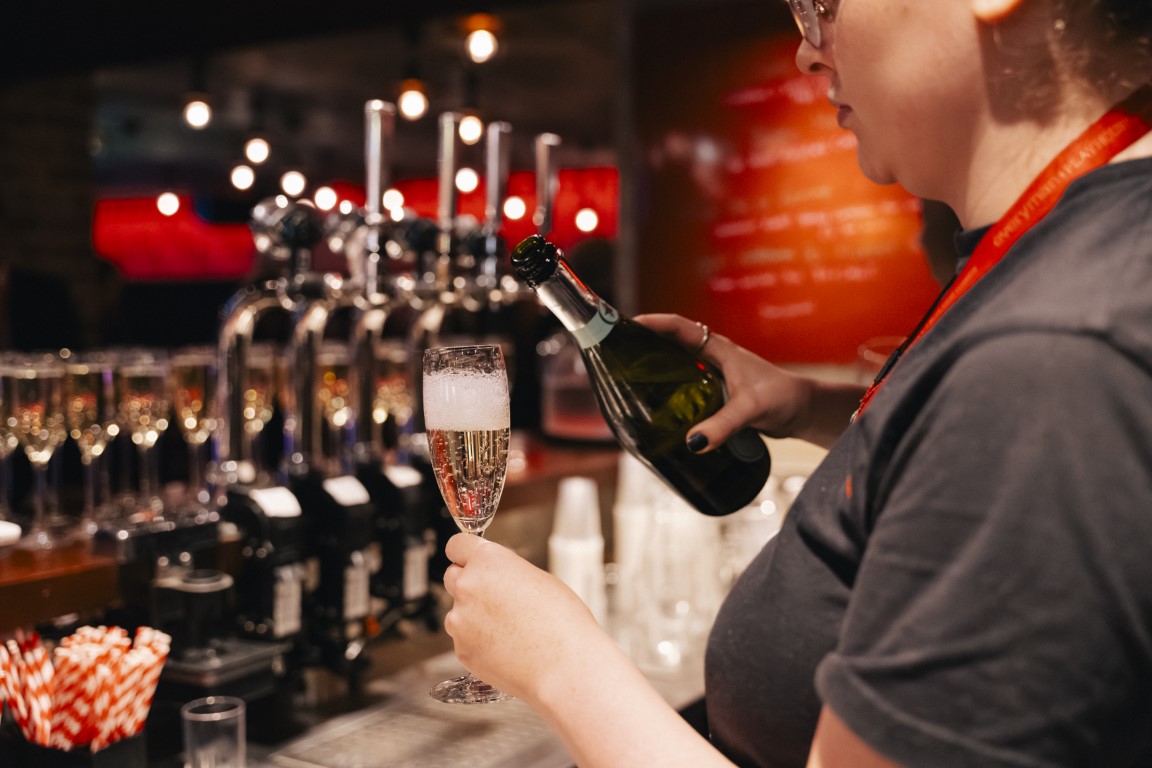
[[705, 157, 1152, 768]]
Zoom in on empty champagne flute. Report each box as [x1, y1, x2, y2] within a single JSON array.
[[371, 338, 415, 458], [4, 354, 67, 551], [170, 346, 219, 521], [423, 344, 512, 704], [242, 342, 280, 486], [316, 341, 353, 476], [0, 356, 20, 523], [63, 351, 119, 538], [114, 349, 171, 527]]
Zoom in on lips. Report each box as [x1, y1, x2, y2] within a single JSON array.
[[829, 93, 851, 127]]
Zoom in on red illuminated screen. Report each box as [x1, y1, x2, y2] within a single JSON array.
[[635, 24, 942, 365]]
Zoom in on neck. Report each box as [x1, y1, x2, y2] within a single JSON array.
[[951, 82, 1152, 230]]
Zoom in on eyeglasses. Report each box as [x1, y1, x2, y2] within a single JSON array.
[[787, 0, 834, 48]]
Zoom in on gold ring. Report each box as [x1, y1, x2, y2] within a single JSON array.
[[695, 322, 711, 352]]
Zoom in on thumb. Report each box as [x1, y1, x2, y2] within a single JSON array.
[[445, 531, 484, 565]]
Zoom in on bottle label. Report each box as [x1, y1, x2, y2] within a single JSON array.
[[572, 302, 619, 349]]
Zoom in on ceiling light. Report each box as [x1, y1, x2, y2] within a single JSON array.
[[455, 167, 479, 194], [157, 192, 181, 216], [464, 14, 501, 64], [231, 165, 255, 191], [245, 137, 270, 164], [382, 188, 405, 211], [398, 79, 429, 120], [314, 186, 338, 211], [459, 115, 484, 145], [183, 95, 212, 129], [503, 196, 527, 221], [575, 208, 600, 233], [280, 171, 307, 197]]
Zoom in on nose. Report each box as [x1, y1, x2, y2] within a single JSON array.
[[794, 36, 830, 75]]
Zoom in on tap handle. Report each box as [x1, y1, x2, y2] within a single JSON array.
[[534, 132, 562, 236]]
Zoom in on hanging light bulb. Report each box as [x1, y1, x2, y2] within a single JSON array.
[[231, 165, 255, 191], [575, 208, 600, 233], [459, 114, 484, 145], [503, 196, 527, 221], [455, 167, 480, 194], [245, 137, 270, 164], [314, 186, 338, 211], [182, 58, 213, 130], [398, 79, 429, 121], [183, 95, 212, 129], [280, 170, 307, 197], [464, 14, 501, 64], [157, 192, 181, 216]]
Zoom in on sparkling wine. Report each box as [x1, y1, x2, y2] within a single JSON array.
[[512, 235, 771, 517], [426, 428, 510, 534]]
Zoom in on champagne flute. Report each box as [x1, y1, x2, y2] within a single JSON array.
[[63, 351, 119, 537], [170, 346, 218, 520], [114, 349, 171, 527], [423, 344, 512, 704], [371, 339, 414, 459], [0, 355, 21, 523], [5, 354, 67, 551], [242, 342, 279, 486], [316, 341, 353, 476]]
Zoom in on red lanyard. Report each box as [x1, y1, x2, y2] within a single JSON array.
[[853, 82, 1152, 421]]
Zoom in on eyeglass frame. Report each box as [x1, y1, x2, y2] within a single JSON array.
[[787, 0, 835, 48]]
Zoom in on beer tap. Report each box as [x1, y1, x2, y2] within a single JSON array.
[[534, 132, 562, 237]]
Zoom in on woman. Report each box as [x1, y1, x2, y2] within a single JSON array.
[[443, 0, 1152, 765]]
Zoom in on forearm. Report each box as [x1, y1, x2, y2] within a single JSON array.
[[790, 379, 866, 449], [532, 637, 733, 768]]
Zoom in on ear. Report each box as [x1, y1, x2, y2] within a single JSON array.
[[971, 0, 1025, 23]]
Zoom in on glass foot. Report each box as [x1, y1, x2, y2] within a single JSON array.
[[429, 673, 513, 704]]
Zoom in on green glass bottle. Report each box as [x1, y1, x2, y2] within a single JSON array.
[[512, 235, 770, 517]]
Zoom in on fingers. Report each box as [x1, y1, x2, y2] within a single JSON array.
[[633, 313, 702, 348], [444, 531, 481, 566], [687, 394, 761, 454]]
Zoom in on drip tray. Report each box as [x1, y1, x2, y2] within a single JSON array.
[[268, 655, 570, 768]]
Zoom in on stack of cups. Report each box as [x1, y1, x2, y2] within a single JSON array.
[[548, 476, 607, 626]]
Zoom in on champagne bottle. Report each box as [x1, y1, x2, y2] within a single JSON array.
[[511, 235, 770, 517]]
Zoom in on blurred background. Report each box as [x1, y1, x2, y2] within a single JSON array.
[[0, 0, 945, 362]]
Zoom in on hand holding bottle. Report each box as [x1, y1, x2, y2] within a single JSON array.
[[633, 313, 867, 450]]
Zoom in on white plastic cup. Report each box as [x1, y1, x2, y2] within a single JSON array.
[[549, 477, 607, 624], [181, 695, 246, 768]]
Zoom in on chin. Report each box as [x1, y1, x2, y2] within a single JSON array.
[[855, 149, 899, 186]]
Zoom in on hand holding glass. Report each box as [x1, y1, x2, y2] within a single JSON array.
[[423, 344, 512, 704]]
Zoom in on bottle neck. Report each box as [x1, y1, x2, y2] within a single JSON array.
[[533, 261, 619, 349]]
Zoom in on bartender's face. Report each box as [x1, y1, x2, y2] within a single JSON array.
[[793, 0, 987, 200]]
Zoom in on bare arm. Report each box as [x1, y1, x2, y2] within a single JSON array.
[[634, 314, 863, 450], [442, 533, 734, 768]]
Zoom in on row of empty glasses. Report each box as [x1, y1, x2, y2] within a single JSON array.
[[0, 347, 219, 554]]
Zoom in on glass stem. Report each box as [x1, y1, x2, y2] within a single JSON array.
[[188, 441, 205, 506], [81, 455, 96, 527], [32, 462, 47, 533], [0, 455, 12, 521], [140, 444, 161, 520]]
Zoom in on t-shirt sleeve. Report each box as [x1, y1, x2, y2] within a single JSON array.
[[816, 331, 1152, 768]]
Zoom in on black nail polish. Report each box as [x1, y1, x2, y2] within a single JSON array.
[[687, 433, 709, 453]]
